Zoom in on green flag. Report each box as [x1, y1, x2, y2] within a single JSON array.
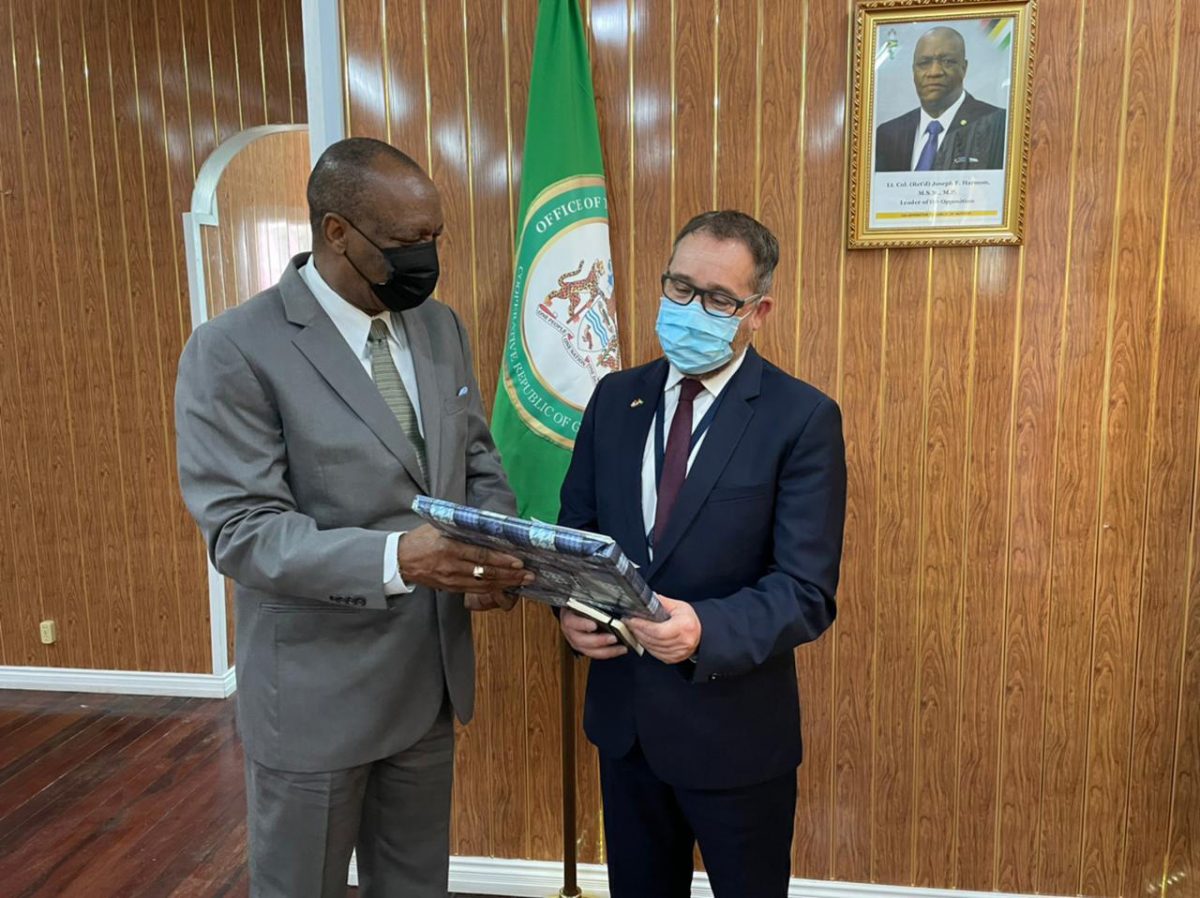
[[492, 0, 619, 521]]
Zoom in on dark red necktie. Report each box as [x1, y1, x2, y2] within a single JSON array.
[[653, 378, 704, 546]]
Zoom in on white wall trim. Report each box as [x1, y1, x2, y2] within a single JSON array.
[[0, 666, 237, 699], [301, 0, 345, 166], [350, 854, 1070, 897], [348, 856, 1063, 898]]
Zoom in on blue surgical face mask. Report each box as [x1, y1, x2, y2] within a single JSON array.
[[654, 297, 743, 375]]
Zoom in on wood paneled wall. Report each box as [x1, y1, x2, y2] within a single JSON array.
[[0, 0, 305, 672], [343, 0, 1200, 894]]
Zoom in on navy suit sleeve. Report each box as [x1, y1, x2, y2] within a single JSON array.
[[691, 396, 846, 680], [558, 376, 605, 532]]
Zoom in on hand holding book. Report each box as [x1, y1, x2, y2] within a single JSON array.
[[560, 606, 629, 659], [411, 497, 667, 653], [397, 523, 533, 593], [624, 596, 702, 664]]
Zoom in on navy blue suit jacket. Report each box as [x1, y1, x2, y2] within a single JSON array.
[[558, 348, 846, 790]]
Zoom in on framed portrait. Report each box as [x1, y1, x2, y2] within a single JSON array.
[[847, 0, 1036, 248]]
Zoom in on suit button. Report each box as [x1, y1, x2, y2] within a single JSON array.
[[355, 597, 365, 606], [709, 674, 721, 681]]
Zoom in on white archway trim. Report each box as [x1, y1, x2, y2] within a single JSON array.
[[182, 123, 307, 681]]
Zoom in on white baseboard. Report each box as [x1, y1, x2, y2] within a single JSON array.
[[0, 665, 237, 699], [348, 855, 1058, 898]]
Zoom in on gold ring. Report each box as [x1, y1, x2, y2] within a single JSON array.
[[472, 564, 486, 581]]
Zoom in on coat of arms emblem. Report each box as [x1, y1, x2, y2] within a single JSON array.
[[535, 258, 620, 375]]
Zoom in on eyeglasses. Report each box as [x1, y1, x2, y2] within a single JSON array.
[[661, 273, 762, 319]]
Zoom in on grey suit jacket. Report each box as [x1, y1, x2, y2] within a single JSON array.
[[175, 254, 516, 772]]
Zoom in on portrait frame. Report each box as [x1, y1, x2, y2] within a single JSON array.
[[847, 0, 1036, 248]]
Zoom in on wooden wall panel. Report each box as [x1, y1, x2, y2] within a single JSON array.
[[284, 0, 306, 126], [7, 1, 92, 672], [206, 0, 250, 144], [628, 0, 673, 369], [469, 0, 531, 863], [912, 245, 974, 888], [0, 6, 51, 670], [232, 0, 268, 129], [788, 0, 842, 878], [341, 0, 1200, 893], [0, 0, 304, 672], [954, 244, 1017, 891], [1080, 0, 1178, 892], [1145, 4, 1199, 896], [872, 247, 931, 886], [1030, 0, 1127, 892]]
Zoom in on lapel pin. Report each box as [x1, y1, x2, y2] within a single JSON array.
[[960, 119, 967, 126], [630, 398, 644, 408]]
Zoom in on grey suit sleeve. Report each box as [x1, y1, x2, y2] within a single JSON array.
[[175, 325, 391, 608], [449, 310, 517, 516]]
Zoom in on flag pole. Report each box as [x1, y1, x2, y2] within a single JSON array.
[[559, 638, 581, 898]]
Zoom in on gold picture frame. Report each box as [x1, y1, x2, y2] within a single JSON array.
[[847, 0, 1036, 248]]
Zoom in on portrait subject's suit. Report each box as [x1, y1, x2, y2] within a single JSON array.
[[874, 92, 1007, 171], [175, 254, 514, 897], [558, 347, 847, 897]]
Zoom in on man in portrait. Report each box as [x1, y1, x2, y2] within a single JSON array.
[[874, 25, 1007, 172]]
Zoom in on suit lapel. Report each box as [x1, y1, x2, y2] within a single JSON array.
[[895, 108, 921, 168], [615, 361, 668, 568], [399, 307, 443, 493], [935, 94, 977, 166], [645, 348, 763, 579], [283, 257, 431, 492]]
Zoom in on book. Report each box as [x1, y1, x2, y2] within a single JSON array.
[[411, 497, 668, 636], [563, 599, 645, 656]]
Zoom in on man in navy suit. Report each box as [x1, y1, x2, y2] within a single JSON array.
[[874, 26, 1007, 171], [558, 211, 846, 897]]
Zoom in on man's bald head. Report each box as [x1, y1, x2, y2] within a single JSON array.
[[911, 26, 968, 116], [306, 137, 430, 236], [915, 26, 966, 59]]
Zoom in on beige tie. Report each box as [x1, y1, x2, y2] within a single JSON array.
[[368, 318, 427, 481]]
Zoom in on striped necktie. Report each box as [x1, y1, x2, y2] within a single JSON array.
[[368, 318, 427, 481]]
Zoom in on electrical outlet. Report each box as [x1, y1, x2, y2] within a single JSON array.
[[39, 620, 57, 645]]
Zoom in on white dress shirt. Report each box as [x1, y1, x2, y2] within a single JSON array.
[[910, 90, 967, 170], [640, 350, 748, 558], [299, 258, 419, 595]]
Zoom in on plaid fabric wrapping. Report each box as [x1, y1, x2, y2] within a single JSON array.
[[412, 496, 665, 622]]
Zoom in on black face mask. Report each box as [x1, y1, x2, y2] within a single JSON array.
[[342, 217, 440, 312]]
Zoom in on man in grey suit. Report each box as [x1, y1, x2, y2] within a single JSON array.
[[175, 138, 529, 898]]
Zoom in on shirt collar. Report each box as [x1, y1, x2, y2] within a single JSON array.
[[299, 257, 401, 357], [918, 90, 968, 137], [665, 348, 749, 399]]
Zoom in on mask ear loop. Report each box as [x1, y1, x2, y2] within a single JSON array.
[[336, 214, 392, 288]]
